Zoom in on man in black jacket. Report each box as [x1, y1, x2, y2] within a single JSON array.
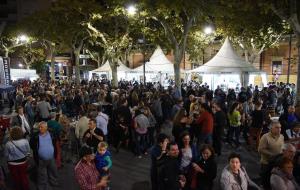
[[30, 121, 59, 189], [83, 118, 104, 152], [157, 142, 186, 190]]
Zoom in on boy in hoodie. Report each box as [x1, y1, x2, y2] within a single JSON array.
[[95, 142, 112, 176]]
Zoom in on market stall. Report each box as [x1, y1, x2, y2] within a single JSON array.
[[190, 38, 267, 90]]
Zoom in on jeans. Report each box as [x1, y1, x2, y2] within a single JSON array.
[[228, 126, 240, 146], [37, 158, 58, 190], [213, 129, 223, 155], [135, 132, 147, 156], [147, 127, 155, 148]]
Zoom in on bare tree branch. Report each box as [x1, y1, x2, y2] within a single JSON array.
[[152, 16, 178, 46]]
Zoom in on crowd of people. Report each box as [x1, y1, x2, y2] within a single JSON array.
[[0, 79, 300, 190]]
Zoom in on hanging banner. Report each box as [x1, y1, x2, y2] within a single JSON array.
[[0, 57, 4, 85], [2, 57, 11, 85]]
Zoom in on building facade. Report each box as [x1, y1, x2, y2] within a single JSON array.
[[260, 36, 299, 84]]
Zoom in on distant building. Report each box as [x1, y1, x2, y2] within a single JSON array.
[[259, 35, 299, 84]]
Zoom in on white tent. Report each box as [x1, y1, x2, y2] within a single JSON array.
[[10, 69, 39, 81], [132, 46, 186, 84], [91, 60, 132, 73], [134, 46, 184, 73], [89, 60, 132, 80], [190, 38, 267, 89]]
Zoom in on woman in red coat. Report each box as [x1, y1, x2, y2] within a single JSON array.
[[195, 103, 214, 146]]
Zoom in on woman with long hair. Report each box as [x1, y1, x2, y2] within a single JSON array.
[[191, 144, 217, 190], [4, 127, 31, 190], [172, 108, 189, 144], [228, 102, 241, 147], [179, 132, 198, 189]]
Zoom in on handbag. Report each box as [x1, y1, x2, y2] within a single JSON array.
[[9, 141, 35, 171]]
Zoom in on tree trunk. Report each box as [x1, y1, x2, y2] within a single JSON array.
[[296, 34, 300, 106], [248, 53, 258, 65], [97, 53, 101, 68], [50, 46, 56, 81], [74, 50, 81, 85], [173, 46, 182, 93], [4, 49, 8, 58], [244, 50, 249, 63], [109, 59, 118, 88]]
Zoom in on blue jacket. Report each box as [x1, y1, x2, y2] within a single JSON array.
[[95, 150, 112, 171]]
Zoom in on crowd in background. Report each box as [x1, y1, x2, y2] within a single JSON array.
[[0, 78, 300, 190]]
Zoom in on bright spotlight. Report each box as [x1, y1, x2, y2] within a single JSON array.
[[127, 5, 137, 15], [18, 35, 29, 43], [204, 26, 213, 34]]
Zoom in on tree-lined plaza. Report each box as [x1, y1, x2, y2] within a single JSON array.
[[1, 0, 299, 89], [1, 1, 300, 190]]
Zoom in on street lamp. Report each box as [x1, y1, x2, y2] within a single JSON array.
[[18, 63, 23, 68], [126, 5, 146, 85], [204, 26, 213, 35], [17, 35, 29, 44], [126, 5, 137, 16], [202, 26, 215, 64]]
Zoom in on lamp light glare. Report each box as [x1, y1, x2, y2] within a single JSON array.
[[127, 5, 137, 15]]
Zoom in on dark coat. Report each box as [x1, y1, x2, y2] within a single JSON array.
[[195, 156, 217, 189], [157, 156, 182, 190]]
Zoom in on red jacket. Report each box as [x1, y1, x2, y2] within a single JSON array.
[[196, 111, 214, 134]]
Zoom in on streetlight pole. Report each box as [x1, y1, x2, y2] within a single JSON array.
[[127, 5, 146, 84], [287, 33, 292, 84], [143, 40, 146, 85], [203, 25, 214, 65], [202, 48, 205, 65]]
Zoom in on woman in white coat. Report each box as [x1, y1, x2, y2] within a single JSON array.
[[220, 152, 261, 190]]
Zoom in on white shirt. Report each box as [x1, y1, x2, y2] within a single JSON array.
[[20, 115, 30, 134], [75, 116, 89, 139], [96, 112, 109, 135]]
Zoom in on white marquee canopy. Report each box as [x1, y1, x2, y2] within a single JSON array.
[[134, 46, 184, 73], [89, 60, 132, 80], [191, 38, 263, 74], [91, 60, 132, 73], [190, 37, 267, 89]]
